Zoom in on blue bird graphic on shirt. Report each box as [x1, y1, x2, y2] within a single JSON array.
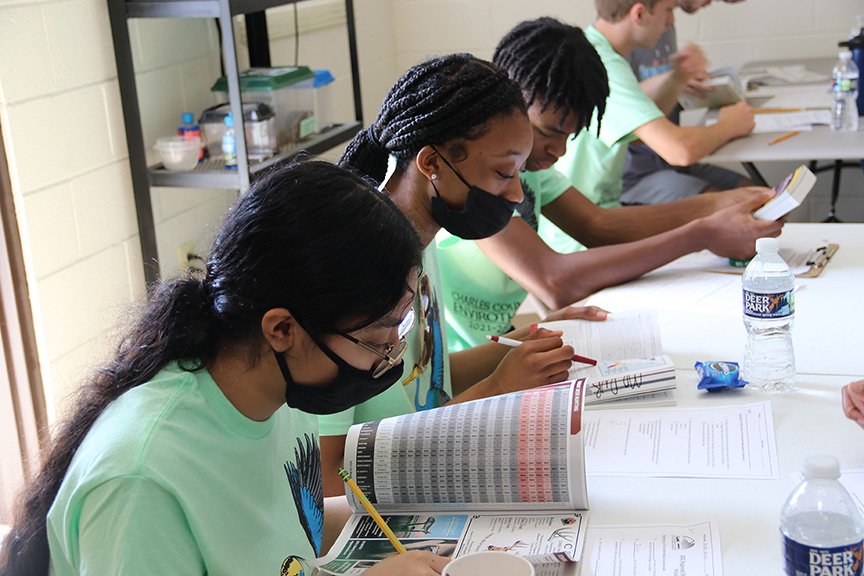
[[284, 434, 324, 556], [414, 288, 449, 411]]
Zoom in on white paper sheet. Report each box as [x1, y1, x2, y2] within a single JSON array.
[[580, 522, 722, 576], [540, 310, 662, 362], [707, 111, 831, 133], [583, 402, 779, 479]]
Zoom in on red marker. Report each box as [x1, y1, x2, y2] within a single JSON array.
[[486, 335, 597, 366]]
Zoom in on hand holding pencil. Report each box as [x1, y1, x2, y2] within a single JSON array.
[[339, 468, 451, 575], [483, 328, 580, 394], [487, 335, 596, 366], [338, 467, 406, 554]]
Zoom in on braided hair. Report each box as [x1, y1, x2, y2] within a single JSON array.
[[493, 17, 609, 136], [340, 53, 527, 183]]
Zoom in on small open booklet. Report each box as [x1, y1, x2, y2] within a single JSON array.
[[536, 310, 676, 408], [315, 381, 590, 576], [753, 164, 817, 221]]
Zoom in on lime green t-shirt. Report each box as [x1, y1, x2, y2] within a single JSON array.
[[437, 168, 573, 351], [553, 25, 664, 208], [318, 248, 453, 436], [47, 362, 321, 576]]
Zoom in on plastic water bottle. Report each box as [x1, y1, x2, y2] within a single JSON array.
[[178, 112, 204, 161], [742, 237, 795, 391], [780, 455, 864, 576], [831, 50, 860, 132], [222, 113, 237, 170]]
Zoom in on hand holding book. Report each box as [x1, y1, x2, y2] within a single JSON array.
[[753, 165, 816, 221]]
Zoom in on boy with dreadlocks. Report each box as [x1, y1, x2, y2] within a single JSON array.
[[435, 17, 781, 351], [554, 0, 754, 209]]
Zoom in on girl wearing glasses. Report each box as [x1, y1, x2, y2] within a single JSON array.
[[321, 53, 606, 496], [1, 162, 447, 576]]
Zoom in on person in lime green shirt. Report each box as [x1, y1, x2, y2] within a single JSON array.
[[553, 0, 754, 209], [0, 162, 448, 576], [437, 18, 781, 350], [321, 54, 607, 498]]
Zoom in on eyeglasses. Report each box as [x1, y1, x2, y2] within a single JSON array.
[[402, 274, 433, 384], [338, 307, 416, 379]]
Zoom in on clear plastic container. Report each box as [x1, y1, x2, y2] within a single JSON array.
[[286, 69, 335, 136], [199, 102, 277, 161], [154, 136, 200, 171], [211, 67, 315, 151]]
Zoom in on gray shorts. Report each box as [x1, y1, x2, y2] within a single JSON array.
[[620, 163, 745, 205]]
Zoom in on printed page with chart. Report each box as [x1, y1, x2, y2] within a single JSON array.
[[537, 310, 677, 407], [314, 381, 589, 576]]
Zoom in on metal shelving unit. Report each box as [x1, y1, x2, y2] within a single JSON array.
[[107, 0, 363, 283]]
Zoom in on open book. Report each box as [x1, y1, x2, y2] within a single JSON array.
[[678, 67, 746, 110], [536, 310, 676, 408], [315, 381, 589, 575], [753, 164, 817, 221]]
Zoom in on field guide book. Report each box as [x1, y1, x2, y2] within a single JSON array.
[[536, 310, 676, 408], [314, 381, 590, 576], [753, 164, 817, 221]]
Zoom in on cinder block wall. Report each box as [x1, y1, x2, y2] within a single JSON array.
[[0, 1, 231, 420]]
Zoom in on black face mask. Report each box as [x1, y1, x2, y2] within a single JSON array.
[[274, 336, 403, 415], [429, 147, 520, 240]]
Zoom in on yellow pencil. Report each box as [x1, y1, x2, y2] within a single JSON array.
[[768, 130, 800, 146], [754, 108, 805, 114], [338, 467, 407, 554]]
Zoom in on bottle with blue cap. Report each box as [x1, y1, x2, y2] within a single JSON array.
[[222, 113, 237, 170], [780, 455, 864, 576]]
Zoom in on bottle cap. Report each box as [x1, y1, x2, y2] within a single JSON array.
[[802, 455, 840, 480], [224, 113, 234, 128], [182, 112, 194, 124], [755, 237, 779, 254]]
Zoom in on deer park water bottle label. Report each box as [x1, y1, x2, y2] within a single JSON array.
[[743, 289, 794, 319], [783, 535, 863, 576]]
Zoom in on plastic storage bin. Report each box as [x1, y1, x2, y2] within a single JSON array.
[[286, 69, 335, 136], [211, 67, 315, 151], [199, 102, 277, 161]]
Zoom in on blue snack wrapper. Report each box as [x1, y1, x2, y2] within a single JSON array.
[[694, 361, 748, 392]]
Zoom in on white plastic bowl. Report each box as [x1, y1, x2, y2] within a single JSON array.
[[155, 136, 200, 171]]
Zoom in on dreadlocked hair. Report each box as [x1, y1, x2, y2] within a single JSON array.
[[493, 17, 609, 136], [340, 53, 526, 183]]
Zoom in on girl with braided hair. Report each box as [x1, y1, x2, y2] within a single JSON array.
[[321, 53, 607, 497], [1, 161, 448, 576], [436, 17, 781, 351]]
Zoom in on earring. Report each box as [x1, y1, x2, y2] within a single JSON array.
[[430, 173, 438, 181]]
